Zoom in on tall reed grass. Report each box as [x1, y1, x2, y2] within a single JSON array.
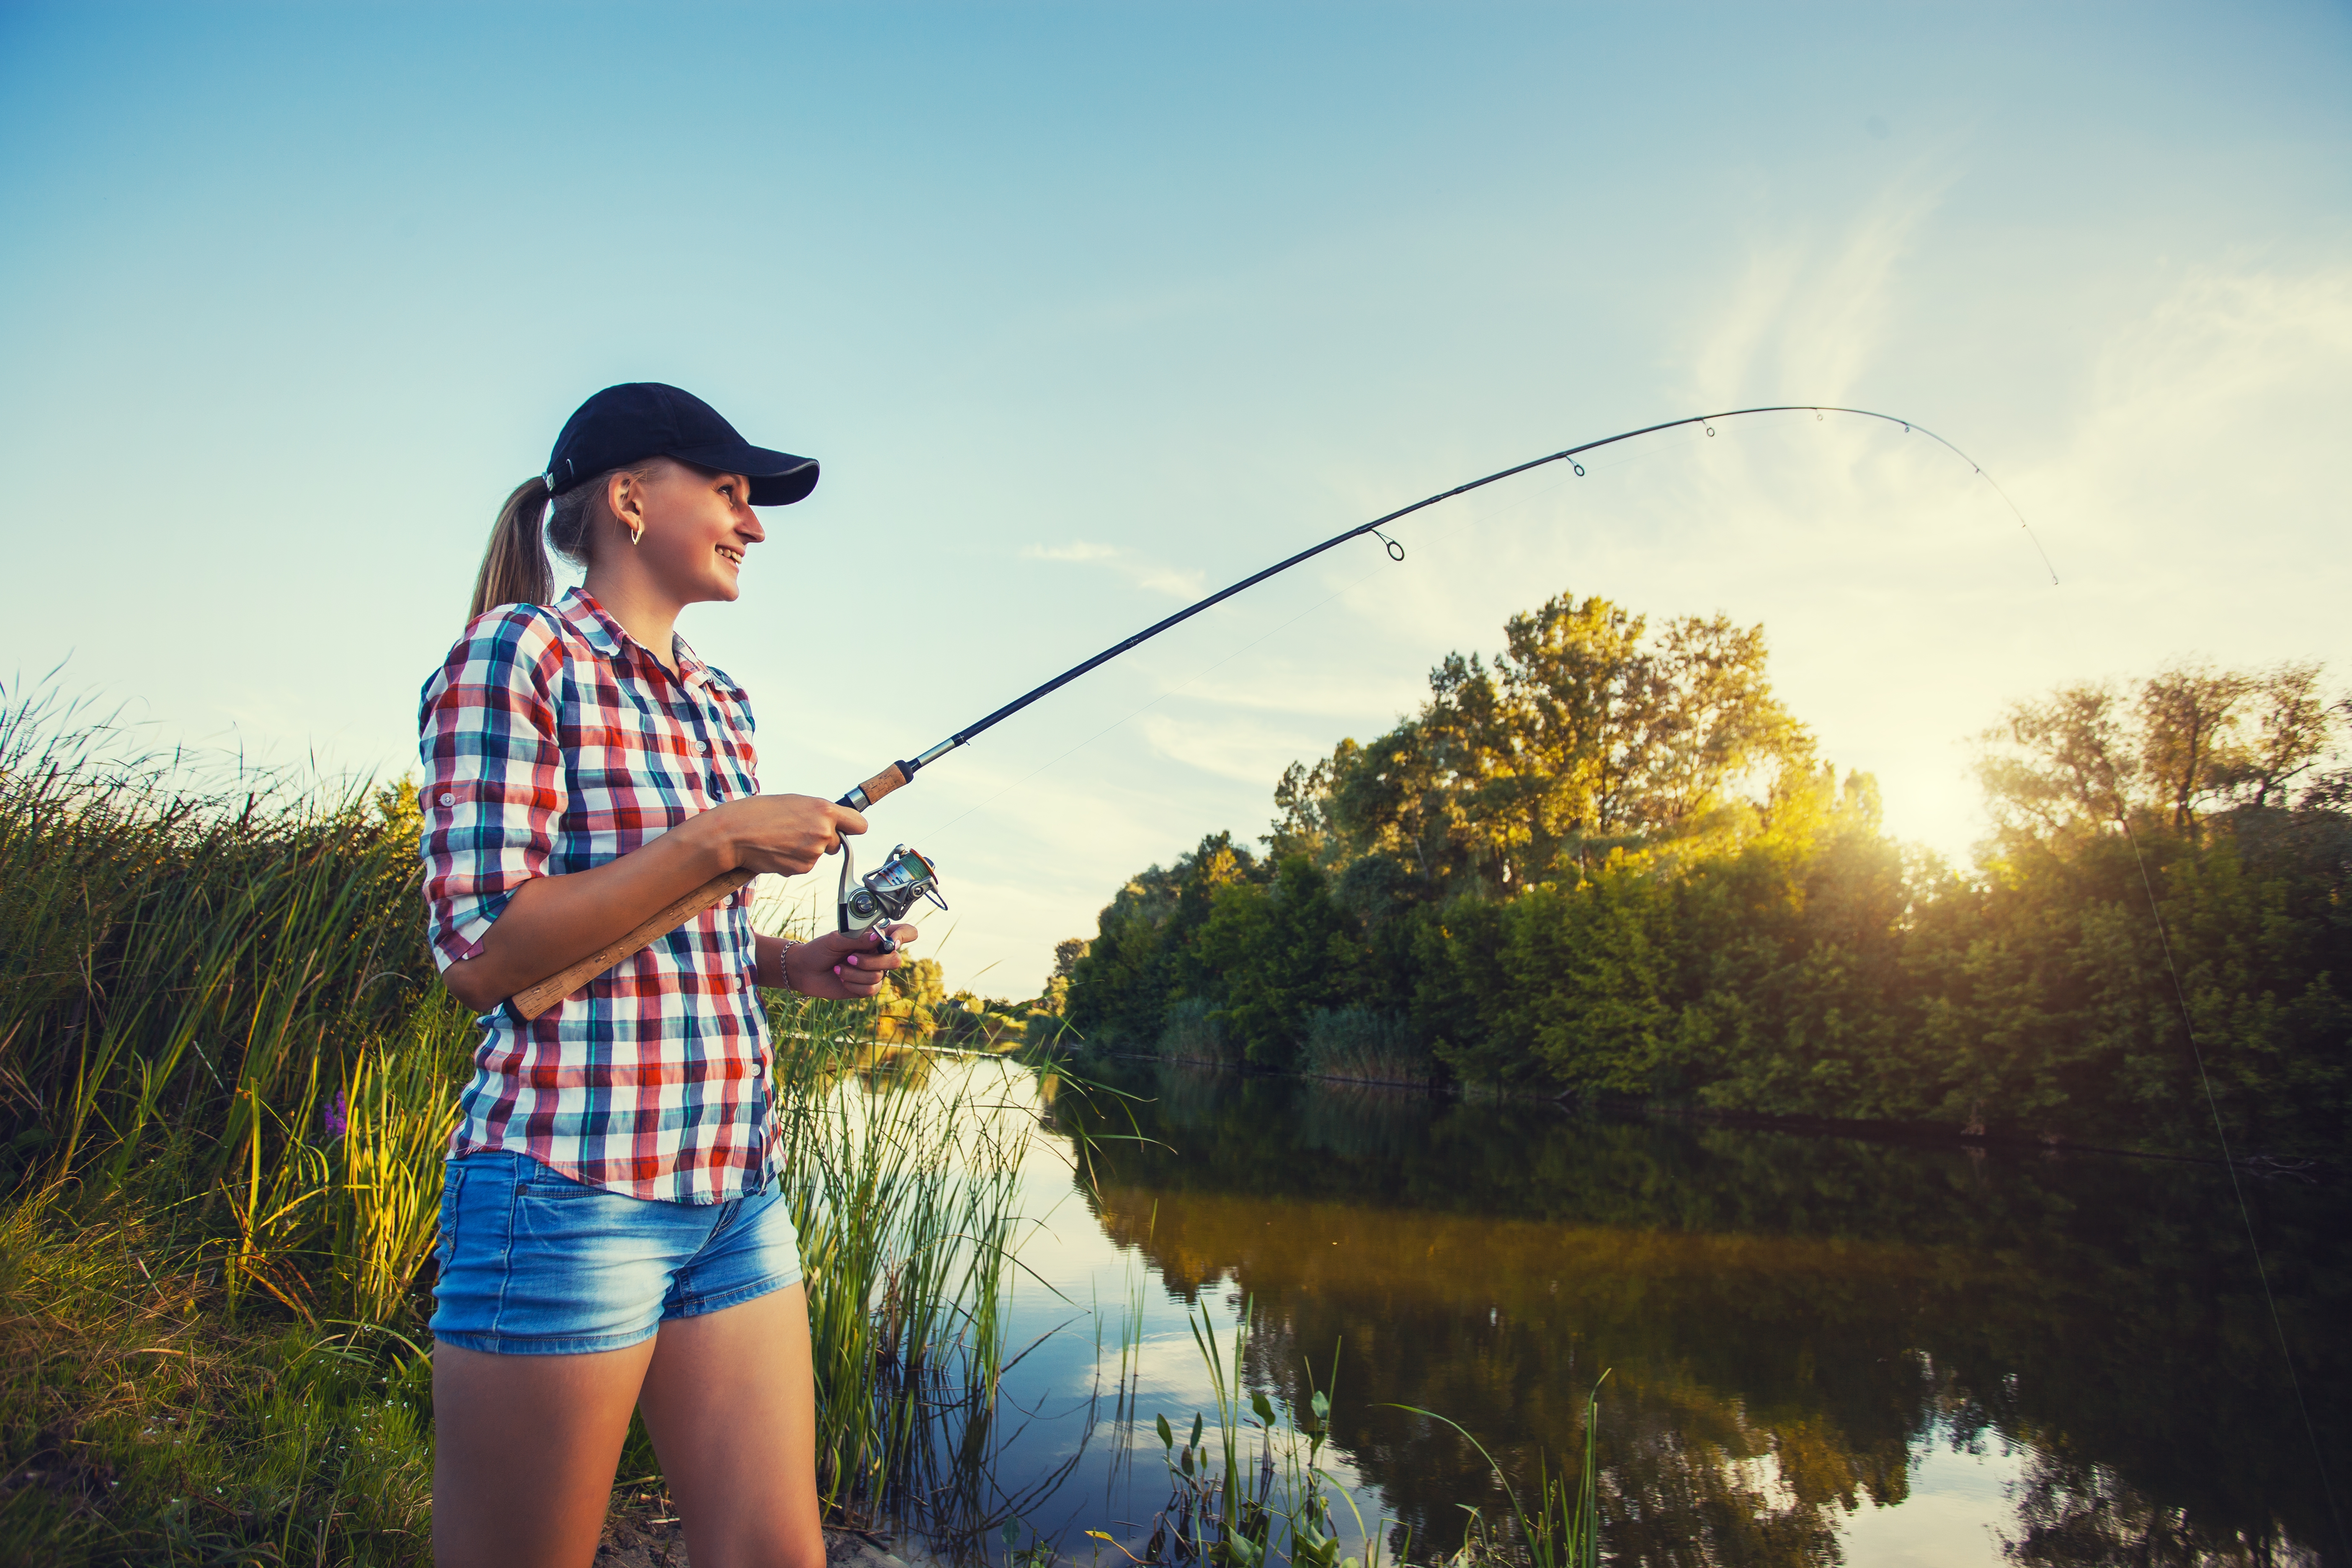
[[1105, 1300, 1413, 1568], [1298, 1008, 1434, 1088], [0, 682, 1034, 1561], [1154, 997, 1236, 1065], [776, 1041, 1030, 1530], [0, 685, 438, 1321]]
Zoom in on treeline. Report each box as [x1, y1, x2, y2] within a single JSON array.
[[1063, 591, 2352, 1157], [871, 938, 1088, 1049]]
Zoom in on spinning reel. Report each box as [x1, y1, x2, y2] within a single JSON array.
[[837, 841, 947, 954]]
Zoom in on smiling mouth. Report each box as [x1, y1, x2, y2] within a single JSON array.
[[716, 545, 744, 567]]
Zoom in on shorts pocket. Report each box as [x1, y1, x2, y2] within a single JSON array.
[[518, 1161, 611, 1202]]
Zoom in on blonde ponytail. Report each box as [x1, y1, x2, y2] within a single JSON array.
[[469, 475, 555, 619]]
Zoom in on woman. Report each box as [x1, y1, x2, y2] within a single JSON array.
[[418, 382, 915, 1568]]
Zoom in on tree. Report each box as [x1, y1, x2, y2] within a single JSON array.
[[1038, 937, 1090, 1014], [1065, 833, 1265, 1047], [1978, 660, 2343, 839], [1278, 591, 1813, 893]]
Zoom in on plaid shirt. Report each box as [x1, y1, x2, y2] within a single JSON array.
[[418, 587, 777, 1203]]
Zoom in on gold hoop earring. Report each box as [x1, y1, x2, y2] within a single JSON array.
[[628, 521, 644, 546]]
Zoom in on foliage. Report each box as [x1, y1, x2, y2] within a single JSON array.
[[1063, 594, 2352, 1157], [1266, 593, 1810, 891], [1065, 833, 1266, 1052], [1156, 996, 1237, 1066]]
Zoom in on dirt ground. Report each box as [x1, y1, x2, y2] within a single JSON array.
[[595, 1518, 934, 1568]]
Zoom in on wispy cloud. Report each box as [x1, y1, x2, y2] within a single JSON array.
[[1689, 161, 1958, 406], [2019, 263, 2352, 570], [1021, 540, 1204, 597], [1137, 712, 1315, 786]]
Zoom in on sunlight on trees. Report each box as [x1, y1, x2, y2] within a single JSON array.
[[1065, 591, 2352, 1158]]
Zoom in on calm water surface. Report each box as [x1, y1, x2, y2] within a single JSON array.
[[902, 1055, 2347, 1567]]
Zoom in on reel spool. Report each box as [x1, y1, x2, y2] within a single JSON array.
[[837, 841, 947, 954]]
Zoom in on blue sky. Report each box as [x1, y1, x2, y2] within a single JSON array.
[[4, 3, 2348, 997]]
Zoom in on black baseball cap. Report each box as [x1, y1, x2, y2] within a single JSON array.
[[544, 383, 819, 506]]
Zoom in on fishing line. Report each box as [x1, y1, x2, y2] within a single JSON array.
[[2119, 820, 2347, 1552], [842, 403, 2055, 813]]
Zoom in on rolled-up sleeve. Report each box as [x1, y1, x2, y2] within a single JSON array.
[[418, 607, 567, 971]]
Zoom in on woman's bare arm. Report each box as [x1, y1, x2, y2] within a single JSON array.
[[440, 794, 866, 1014]]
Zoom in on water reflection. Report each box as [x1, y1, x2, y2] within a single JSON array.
[[1044, 1060, 2347, 1565]]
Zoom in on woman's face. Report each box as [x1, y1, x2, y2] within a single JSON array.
[[624, 459, 766, 605]]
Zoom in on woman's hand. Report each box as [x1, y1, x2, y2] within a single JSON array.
[[784, 925, 921, 1000], [710, 794, 868, 877]]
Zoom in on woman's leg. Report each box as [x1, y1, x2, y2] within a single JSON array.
[[432, 1337, 658, 1568], [635, 1282, 827, 1568]]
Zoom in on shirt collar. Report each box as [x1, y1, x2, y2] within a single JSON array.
[[558, 587, 713, 693]]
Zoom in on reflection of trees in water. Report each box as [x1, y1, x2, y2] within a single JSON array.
[[1052, 1060, 2346, 1565], [1108, 1184, 1923, 1563], [2004, 1449, 2320, 1567], [1594, 1393, 1853, 1568]]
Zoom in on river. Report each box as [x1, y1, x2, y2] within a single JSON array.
[[887, 1052, 2348, 1567]]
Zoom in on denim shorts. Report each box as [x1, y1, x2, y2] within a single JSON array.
[[429, 1150, 804, 1356]]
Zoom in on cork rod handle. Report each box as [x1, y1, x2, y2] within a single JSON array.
[[843, 763, 909, 810]]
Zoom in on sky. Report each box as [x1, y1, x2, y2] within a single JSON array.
[[3, 3, 2348, 999]]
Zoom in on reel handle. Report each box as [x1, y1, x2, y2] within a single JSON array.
[[505, 759, 919, 1021]]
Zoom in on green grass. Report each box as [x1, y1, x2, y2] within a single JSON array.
[[0, 683, 1030, 1563], [0, 1191, 435, 1564]]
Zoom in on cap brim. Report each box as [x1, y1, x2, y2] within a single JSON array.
[[669, 442, 820, 506]]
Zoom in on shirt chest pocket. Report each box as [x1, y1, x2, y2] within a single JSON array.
[[633, 703, 753, 806], [706, 734, 757, 802]]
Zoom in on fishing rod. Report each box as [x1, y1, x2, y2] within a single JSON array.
[[512, 402, 2040, 1018]]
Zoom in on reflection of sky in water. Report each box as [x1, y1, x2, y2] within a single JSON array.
[[893, 1055, 2343, 1566], [1838, 1442, 2016, 1567]]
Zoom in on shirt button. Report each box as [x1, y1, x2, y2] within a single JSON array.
[[699, 740, 711, 754], [438, 793, 455, 807]]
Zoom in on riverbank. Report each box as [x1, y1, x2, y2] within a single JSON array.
[[0, 691, 1035, 1563], [595, 1517, 946, 1568], [0, 1032, 1029, 1565]]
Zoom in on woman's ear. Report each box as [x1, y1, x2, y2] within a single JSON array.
[[608, 469, 649, 546]]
